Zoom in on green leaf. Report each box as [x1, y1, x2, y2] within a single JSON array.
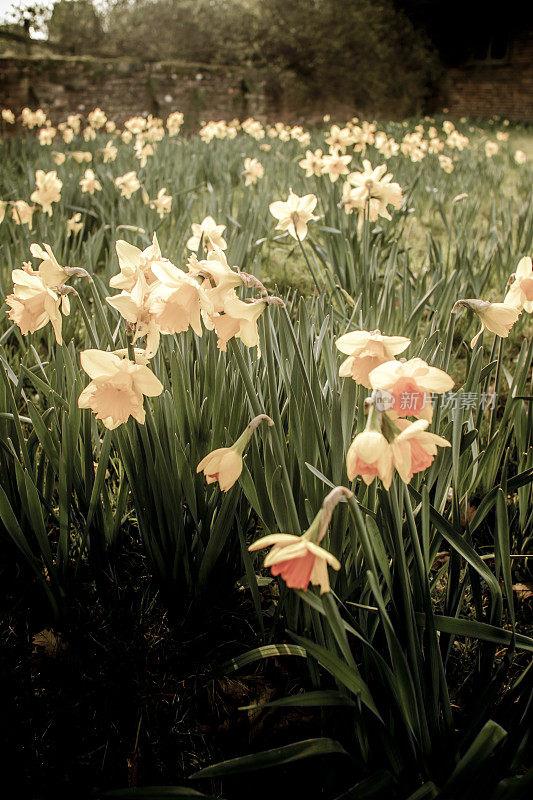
[[219, 644, 307, 674], [191, 738, 350, 778], [495, 489, 515, 629], [240, 689, 356, 711], [104, 789, 221, 799], [443, 720, 507, 794], [0, 483, 35, 563], [408, 486, 503, 625], [333, 771, 394, 799], [290, 632, 381, 720], [416, 613, 533, 653]]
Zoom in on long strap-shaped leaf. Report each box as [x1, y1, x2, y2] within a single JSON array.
[[416, 613, 533, 653], [442, 720, 507, 796], [408, 486, 503, 626], [290, 631, 381, 720], [219, 643, 307, 674], [191, 737, 350, 779]]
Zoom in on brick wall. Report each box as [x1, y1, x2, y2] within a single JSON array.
[[1, 38, 532, 125], [442, 30, 533, 120], [0, 57, 263, 126], [0, 55, 358, 126]]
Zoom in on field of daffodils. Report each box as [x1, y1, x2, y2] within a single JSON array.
[[1, 105, 532, 799]]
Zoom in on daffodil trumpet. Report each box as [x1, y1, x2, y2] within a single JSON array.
[[248, 487, 350, 593]]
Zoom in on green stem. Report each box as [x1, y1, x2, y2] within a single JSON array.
[[489, 336, 504, 439], [88, 277, 116, 349], [127, 335, 136, 361], [296, 231, 323, 294], [74, 290, 99, 348]]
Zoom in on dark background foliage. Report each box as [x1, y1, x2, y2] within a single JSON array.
[[3, 0, 441, 113], [3, 0, 531, 117]]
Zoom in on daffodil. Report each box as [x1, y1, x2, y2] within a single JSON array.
[[11, 201, 35, 229], [101, 140, 118, 163], [299, 149, 324, 177], [87, 107, 107, 129], [148, 262, 208, 336], [29, 243, 69, 287], [110, 234, 165, 291], [6, 267, 68, 344], [324, 125, 354, 153], [30, 170, 62, 215], [67, 114, 81, 133], [269, 190, 318, 240], [79, 169, 102, 195], [242, 158, 264, 186], [188, 248, 243, 312], [124, 116, 146, 135], [114, 171, 141, 199], [67, 213, 83, 237], [250, 534, 341, 593], [78, 349, 163, 429], [249, 491, 345, 593], [369, 358, 454, 420], [106, 275, 160, 357], [346, 429, 394, 489], [439, 155, 454, 173], [212, 292, 266, 351], [21, 108, 47, 128], [186, 216, 227, 252], [70, 151, 92, 164], [321, 150, 352, 182], [336, 330, 410, 388], [198, 414, 273, 491], [391, 419, 450, 483], [135, 142, 154, 168], [344, 160, 402, 221], [149, 188, 172, 218], [452, 299, 520, 348], [166, 111, 184, 136], [197, 447, 243, 491], [504, 257, 533, 313], [38, 126, 56, 146]]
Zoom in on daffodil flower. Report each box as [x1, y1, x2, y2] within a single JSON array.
[[336, 330, 411, 388], [197, 414, 273, 491], [78, 349, 163, 429], [452, 299, 520, 348]]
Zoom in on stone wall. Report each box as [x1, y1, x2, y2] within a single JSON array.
[[0, 55, 357, 126], [0, 57, 263, 126], [442, 30, 533, 121], [1, 41, 532, 125]]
